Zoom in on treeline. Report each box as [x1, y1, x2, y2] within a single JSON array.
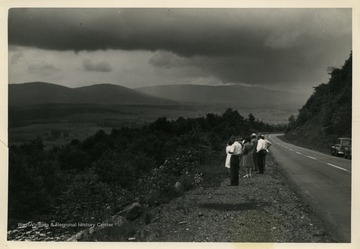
[[285, 52, 352, 150], [8, 108, 284, 228]]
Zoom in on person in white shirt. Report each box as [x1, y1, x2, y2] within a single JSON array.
[[228, 136, 242, 186], [225, 139, 234, 170], [262, 135, 272, 168], [256, 135, 267, 174], [260, 135, 271, 150]]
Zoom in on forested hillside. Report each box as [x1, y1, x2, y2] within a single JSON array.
[[285, 52, 352, 152], [8, 109, 281, 230]]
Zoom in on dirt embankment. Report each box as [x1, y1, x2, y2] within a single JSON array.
[[82, 153, 334, 242]]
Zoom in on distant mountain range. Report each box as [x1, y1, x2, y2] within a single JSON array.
[[9, 82, 176, 106], [9, 82, 307, 108], [136, 84, 307, 108]]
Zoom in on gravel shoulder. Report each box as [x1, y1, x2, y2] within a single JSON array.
[[87, 153, 334, 242]]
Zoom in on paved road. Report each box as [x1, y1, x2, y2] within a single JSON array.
[[267, 134, 351, 242]]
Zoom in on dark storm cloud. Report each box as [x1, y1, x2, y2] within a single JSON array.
[[9, 8, 352, 87], [9, 8, 340, 56], [82, 59, 112, 72], [8, 8, 267, 56]]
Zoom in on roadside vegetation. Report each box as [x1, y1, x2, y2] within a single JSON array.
[[284, 52, 352, 154], [8, 108, 284, 237]]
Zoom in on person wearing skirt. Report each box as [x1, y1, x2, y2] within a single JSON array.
[[241, 136, 254, 178], [225, 139, 234, 173]]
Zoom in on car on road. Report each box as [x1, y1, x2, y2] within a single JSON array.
[[331, 138, 351, 159]]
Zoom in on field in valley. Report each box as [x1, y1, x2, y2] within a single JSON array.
[[8, 103, 298, 148]]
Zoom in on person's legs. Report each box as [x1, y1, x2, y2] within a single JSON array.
[[230, 156, 239, 185], [243, 166, 251, 178], [257, 151, 265, 174], [243, 168, 248, 178], [263, 153, 267, 170], [229, 164, 235, 185], [253, 153, 258, 171], [234, 163, 239, 185]]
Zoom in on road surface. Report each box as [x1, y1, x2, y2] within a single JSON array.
[[267, 134, 351, 242]]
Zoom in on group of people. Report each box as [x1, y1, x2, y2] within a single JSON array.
[[225, 133, 272, 186]]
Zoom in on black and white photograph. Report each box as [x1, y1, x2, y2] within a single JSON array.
[[1, 0, 359, 247]]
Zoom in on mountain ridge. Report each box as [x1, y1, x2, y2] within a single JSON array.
[[9, 82, 177, 106], [135, 84, 307, 107], [9, 81, 307, 109]]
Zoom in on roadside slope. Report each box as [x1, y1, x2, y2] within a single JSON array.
[[83, 153, 334, 242]]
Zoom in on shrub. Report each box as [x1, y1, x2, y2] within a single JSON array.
[[54, 171, 117, 223], [93, 151, 135, 188]]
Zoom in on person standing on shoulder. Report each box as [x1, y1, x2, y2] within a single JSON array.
[[263, 135, 272, 151], [228, 136, 242, 186], [241, 136, 254, 178], [251, 133, 258, 172], [225, 139, 234, 174], [261, 135, 272, 168], [256, 134, 267, 174]]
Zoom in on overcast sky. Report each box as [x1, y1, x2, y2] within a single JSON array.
[[8, 8, 351, 97]]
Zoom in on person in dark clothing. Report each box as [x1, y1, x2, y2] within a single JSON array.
[[256, 135, 267, 174], [228, 136, 242, 186], [261, 134, 272, 169]]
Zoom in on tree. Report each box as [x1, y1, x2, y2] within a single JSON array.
[[248, 113, 256, 123], [150, 116, 173, 133], [286, 115, 297, 132]]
